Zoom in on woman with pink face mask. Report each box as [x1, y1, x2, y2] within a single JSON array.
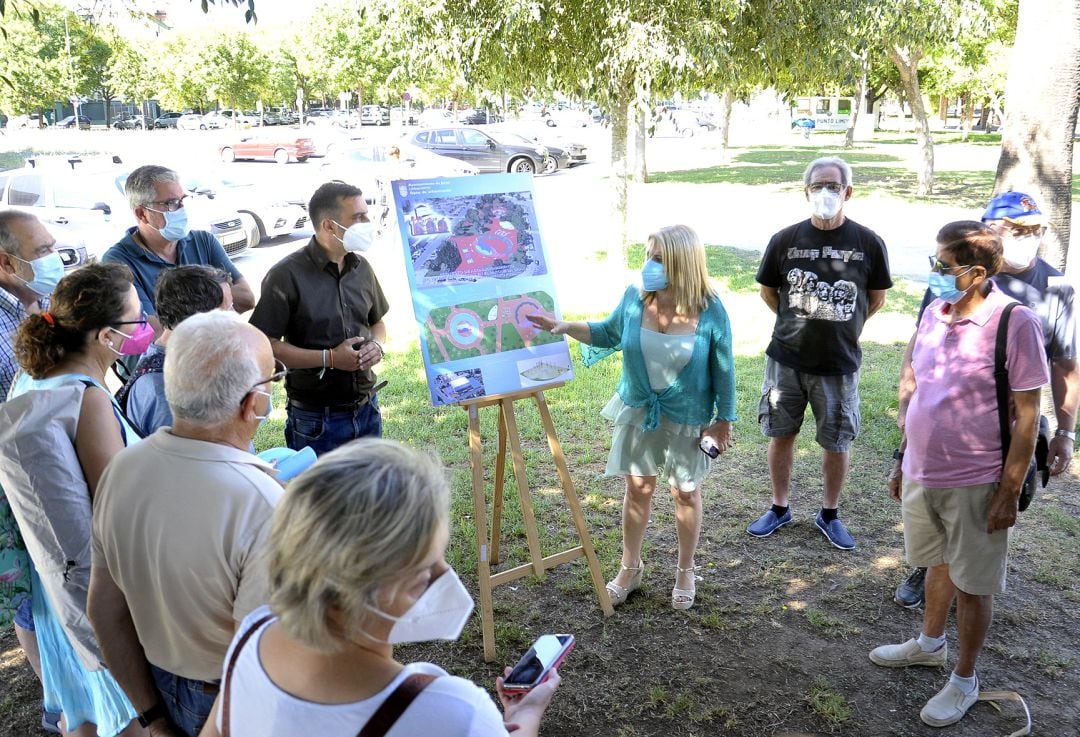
[[7, 262, 148, 737]]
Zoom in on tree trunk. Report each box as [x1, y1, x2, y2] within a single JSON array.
[[960, 93, 973, 142], [632, 104, 648, 183], [717, 89, 734, 161], [889, 46, 934, 195], [609, 76, 634, 269], [845, 49, 869, 149], [978, 96, 991, 130], [993, 0, 1080, 271]]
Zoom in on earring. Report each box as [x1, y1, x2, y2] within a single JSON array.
[[107, 340, 114, 348]]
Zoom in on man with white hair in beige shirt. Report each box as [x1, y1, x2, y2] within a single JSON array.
[[87, 310, 283, 737]]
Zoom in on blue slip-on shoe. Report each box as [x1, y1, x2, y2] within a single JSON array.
[[815, 512, 856, 550], [747, 508, 793, 537]]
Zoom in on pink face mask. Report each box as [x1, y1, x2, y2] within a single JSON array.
[[109, 320, 155, 356]]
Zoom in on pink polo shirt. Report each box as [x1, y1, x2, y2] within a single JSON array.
[[903, 283, 1049, 488]]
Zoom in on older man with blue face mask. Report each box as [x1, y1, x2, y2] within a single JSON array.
[[748, 157, 893, 551], [892, 191, 1079, 610]]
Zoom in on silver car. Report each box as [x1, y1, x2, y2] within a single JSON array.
[[0, 162, 255, 266]]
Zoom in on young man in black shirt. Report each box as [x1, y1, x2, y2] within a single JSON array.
[[250, 181, 389, 455]]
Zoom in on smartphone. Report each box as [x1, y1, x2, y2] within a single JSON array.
[[699, 436, 719, 458], [501, 634, 575, 693]]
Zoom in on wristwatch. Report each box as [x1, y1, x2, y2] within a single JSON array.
[[892, 448, 904, 461], [1055, 428, 1077, 442], [137, 702, 168, 728]]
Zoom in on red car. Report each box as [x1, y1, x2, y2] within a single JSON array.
[[219, 135, 315, 164]]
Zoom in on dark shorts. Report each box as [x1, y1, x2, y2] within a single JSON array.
[[285, 395, 382, 456], [14, 597, 33, 631], [757, 356, 860, 452]]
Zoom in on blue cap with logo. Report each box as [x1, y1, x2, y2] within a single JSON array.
[[982, 191, 1046, 226]]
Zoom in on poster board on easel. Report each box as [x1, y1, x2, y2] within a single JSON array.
[[391, 174, 612, 661], [389, 173, 573, 406]]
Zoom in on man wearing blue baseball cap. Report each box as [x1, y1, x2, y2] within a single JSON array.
[[892, 191, 1078, 609]]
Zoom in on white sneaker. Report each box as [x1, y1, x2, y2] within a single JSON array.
[[869, 638, 947, 668], [920, 678, 979, 727]]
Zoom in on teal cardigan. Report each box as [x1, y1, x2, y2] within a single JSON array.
[[584, 286, 737, 431]]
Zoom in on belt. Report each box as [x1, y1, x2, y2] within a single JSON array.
[[288, 381, 387, 413]]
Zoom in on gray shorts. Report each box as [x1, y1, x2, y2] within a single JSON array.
[[757, 356, 860, 452]]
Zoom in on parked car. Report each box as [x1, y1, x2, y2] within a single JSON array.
[[219, 134, 316, 164], [203, 109, 256, 129], [542, 109, 590, 128], [5, 112, 49, 129], [153, 112, 183, 129], [0, 162, 255, 262], [304, 108, 336, 126], [494, 130, 586, 173], [360, 105, 391, 126], [183, 171, 309, 243], [111, 114, 145, 130], [176, 113, 206, 131], [418, 109, 454, 127], [459, 108, 501, 125], [409, 126, 549, 174], [56, 115, 92, 130]]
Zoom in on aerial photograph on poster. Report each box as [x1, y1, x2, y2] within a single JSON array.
[[398, 189, 547, 289], [423, 291, 563, 365], [392, 174, 573, 406]]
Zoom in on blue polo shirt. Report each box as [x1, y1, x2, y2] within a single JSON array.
[[101, 227, 243, 315]]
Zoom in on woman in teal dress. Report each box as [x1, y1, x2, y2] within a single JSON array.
[[10, 263, 152, 736], [528, 225, 736, 610]]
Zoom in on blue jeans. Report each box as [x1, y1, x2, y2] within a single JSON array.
[[285, 396, 382, 456], [149, 664, 218, 737]]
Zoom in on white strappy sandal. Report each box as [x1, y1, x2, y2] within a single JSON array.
[[606, 563, 645, 606]]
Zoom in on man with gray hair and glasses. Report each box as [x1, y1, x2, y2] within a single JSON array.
[[747, 156, 892, 551], [102, 164, 255, 335], [87, 310, 282, 737]]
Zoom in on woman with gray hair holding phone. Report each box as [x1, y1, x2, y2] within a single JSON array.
[[198, 439, 560, 737]]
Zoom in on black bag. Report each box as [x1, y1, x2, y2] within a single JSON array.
[[994, 302, 1049, 512]]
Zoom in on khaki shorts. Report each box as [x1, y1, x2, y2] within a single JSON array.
[[901, 479, 1010, 595]]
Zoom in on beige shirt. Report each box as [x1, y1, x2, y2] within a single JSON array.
[[92, 428, 282, 681]]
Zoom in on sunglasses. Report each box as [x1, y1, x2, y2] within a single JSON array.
[[928, 256, 973, 274]]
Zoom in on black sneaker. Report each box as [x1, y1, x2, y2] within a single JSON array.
[[894, 567, 926, 609]]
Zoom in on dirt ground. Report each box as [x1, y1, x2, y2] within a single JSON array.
[[4, 447, 1074, 737]]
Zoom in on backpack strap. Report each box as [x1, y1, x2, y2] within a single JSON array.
[[78, 379, 142, 444], [114, 351, 166, 413], [357, 673, 438, 737], [994, 303, 1019, 465], [221, 614, 274, 737]]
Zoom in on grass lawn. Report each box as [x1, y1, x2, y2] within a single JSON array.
[[243, 242, 1075, 737]]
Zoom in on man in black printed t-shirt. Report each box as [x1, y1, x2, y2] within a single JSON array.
[[747, 157, 893, 550]]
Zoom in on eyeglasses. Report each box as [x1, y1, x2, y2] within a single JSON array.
[[928, 256, 973, 274], [144, 195, 188, 212], [250, 359, 288, 390], [988, 222, 1041, 239], [807, 182, 844, 194], [112, 312, 149, 328]]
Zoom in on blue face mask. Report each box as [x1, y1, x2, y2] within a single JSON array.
[[13, 251, 65, 296], [928, 267, 974, 305], [147, 206, 190, 241], [642, 260, 669, 291]]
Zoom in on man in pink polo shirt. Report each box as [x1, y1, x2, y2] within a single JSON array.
[[872, 221, 1048, 728]]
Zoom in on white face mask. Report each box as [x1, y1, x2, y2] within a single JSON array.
[[370, 567, 475, 645], [333, 220, 377, 253], [1002, 234, 1040, 270], [810, 189, 843, 221]]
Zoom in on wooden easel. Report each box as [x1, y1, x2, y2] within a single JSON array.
[[462, 386, 614, 661]]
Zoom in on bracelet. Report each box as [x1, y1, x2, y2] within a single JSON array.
[[1055, 428, 1077, 441], [371, 339, 384, 355], [321, 349, 328, 369], [329, 348, 335, 370]]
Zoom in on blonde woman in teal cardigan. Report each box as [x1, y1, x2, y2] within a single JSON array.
[[528, 225, 736, 610]]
